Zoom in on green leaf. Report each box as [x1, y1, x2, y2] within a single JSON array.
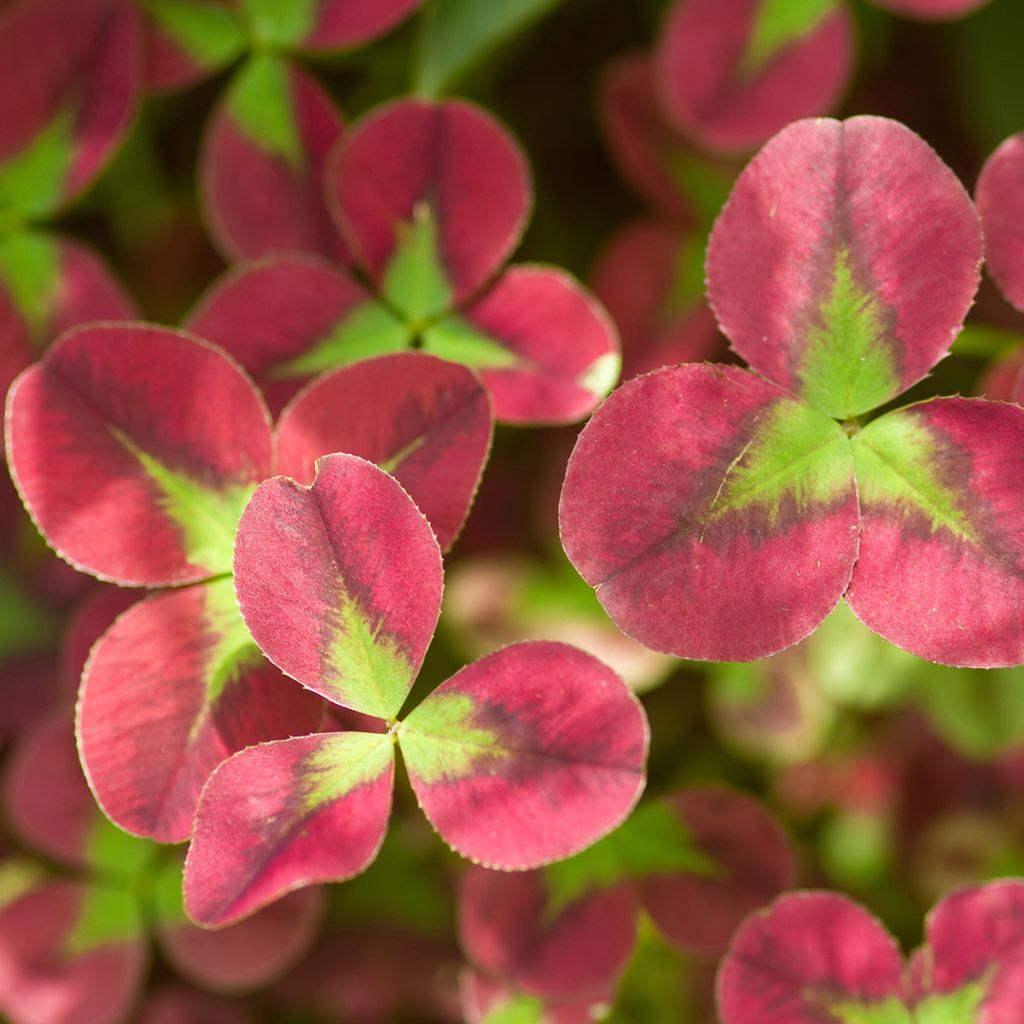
[[0, 110, 74, 223], [227, 55, 303, 166], [414, 0, 566, 97], [0, 231, 60, 340], [742, 0, 838, 77]]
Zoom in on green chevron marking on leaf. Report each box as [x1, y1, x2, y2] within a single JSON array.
[[851, 410, 979, 545], [742, 0, 837, 77], [65, 885, 144, 956], [327, 592, 416, 720], [797, 248, 899, 420], [701, 396, 853, 531], [202, 577, 264, 706], [109, 427, 257, 575], [270, 301, 411, 379], [482, 996, 546, 1024], [228, 55, 303, 167], [542, 801, 717, 917], [298, 731, 395, 812], [0, 109, 74, 222], [913, 983, 988, 1024], [142, 0, 245, 70], [422, 314, 519, 368], [0, 232, 60, 340], [385, 202, 453, 324], [242, 0, 318, 48], [829, 998, 912, 1024], [580, 351, 621, 399], [396, 693, 507, 783]]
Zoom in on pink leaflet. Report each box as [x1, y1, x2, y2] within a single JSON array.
[[157, 887, 324, 993], [591, 219, 723, 381], [847, 398, 1024, 668], [400, 641, 649, 869], [706, 116, 983, 413], [275, 352, 493, 551], [0, 880, 147, 1024], [200, 61, 348, 262], [0, 0, 141, 216], [430, 265, 620, 425], [137, 986, 254, 1024], [558, 364, 859, 662], [0, 236, 137, 411], [4, 710, 96, 868], [300, 0, 422, 50], [232, 453, 443, 719], [5, 323, 273, 587], [716, 891, 906, 1022], [330, 97, 530, 307], [597, 53, 690, 220], [639, 787, 795, 958], [977, 133, 1024, 314], [77, 582, 325, 843], [184, 732, 395, 926], [183, 255, 383, 416], [654, 0, 853, 154], [459, 866, 636, 1000]]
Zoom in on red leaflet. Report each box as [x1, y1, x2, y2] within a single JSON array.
[[0, 0, 141, 219], [559, 364, 859, 661], [184, 256, 407, 415], [331, 98, 530, 315], [655, 0, 853, 154], [591, 220, 723, 380], [707, 116, 982, 419], [977, 133, 1024, 314], [6, 323, 273, 586], [0, 881, 147, 1024], [399, 642, 648, 868], [201, 56, 348, 262], [423, 266, 620, 425], [639, 788, 795, 957], [718, 881, 1024, 1022], [78, 579, 324, 843], [184, 731, 396, 925], [459, 867, 636, 999], [847, 398, 1024, 668], [232, 454, 443, 718], [275, 353, 493, 550], [59, 585, 140, 698], [292, 0, 423, 51]]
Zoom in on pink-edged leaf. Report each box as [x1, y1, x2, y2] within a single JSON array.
[[155, 859, 324, 992], [977, 133, 1024, 314], [141, 0, 246, 93], [459, 866, 636, 1000], [422, 265, 619, 425], [330, 98, 530, 318], [201, 55, 347, 262], [870, 0, 989, 19], [707, 116, 983, 419], [59, 585, 140, 698], [639, 787, 795, 958], [591, 220, 723, 380], [0, 0, 141, 219], [0, 232, 136, 407], [847, 397, 1024, 667], [0, 880, 147, 1024], [242, 0, 421, 51], [597, 53, 690, 220], [398, 641, 648, 868], [911, 880, 1024, 1015], [6, 323, 273, 586], [183, 255, 409, 416], [654, 0, 853, 154], [78, 577, 324, 843], [717, 891, 906, 1023], [184, 731, 395, 926], [233, 453, 443, 719], [559, 364, 859, 662], [275, 352, 492, 550]]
